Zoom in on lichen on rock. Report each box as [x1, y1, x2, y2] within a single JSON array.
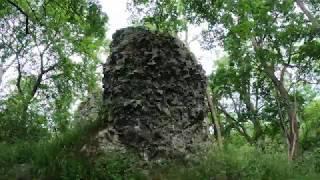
[[101, 27, 207, 160]]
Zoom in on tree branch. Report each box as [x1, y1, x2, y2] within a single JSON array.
[[218, 103, 253, 143], [6, 0, 28, 16], [6, 0, 29, 34], [206, 90, 223, 147], [16, 56, 23, 95], [295, 0, 319, 29], [280, 65, 287, 84], [25, 0, 42, 25]]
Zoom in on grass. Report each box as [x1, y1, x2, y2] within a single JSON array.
[[1, 121, 320, 180]]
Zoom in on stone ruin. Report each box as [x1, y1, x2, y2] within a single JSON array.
[[100, 27, 207, 160]]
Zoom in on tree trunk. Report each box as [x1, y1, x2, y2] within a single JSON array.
[[263, 65, 299, 160], [206, 90, 223, 148], [287, 104, 299, 160]]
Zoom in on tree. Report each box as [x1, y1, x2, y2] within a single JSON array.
[[208, 57, 266, 144], [206, 89, 223, 147], [0, 0, 108, 141], [130, 0, 320, 160]]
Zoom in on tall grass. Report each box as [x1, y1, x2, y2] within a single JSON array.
[[1, 127, 320, 179], [147, 144, 320, 180]]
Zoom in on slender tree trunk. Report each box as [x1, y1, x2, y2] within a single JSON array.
[[286, 103, 299, 160], [263, 65, 299, 160], [206, 90, 223, 148]]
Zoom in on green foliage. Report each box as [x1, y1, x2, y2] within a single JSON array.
[[0, 0, 108, 142], [0, 123, 145, 179], [93, 152, 146, 180], [129, 0, 188, 34], [91, 143, 308, 180], [301, 99, 320, 150], [130, 0, 320, 159], [1, 113, 320, 180], [1, 0, 320, 179], [0, 114, 101, 179], [147, 144, 320, 180], [0, 94, 49, 142]]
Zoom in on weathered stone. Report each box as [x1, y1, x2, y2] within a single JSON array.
[[101, 27, 207, 160]]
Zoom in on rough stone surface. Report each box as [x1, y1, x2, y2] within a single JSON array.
[[101, 27, 207, 160]]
